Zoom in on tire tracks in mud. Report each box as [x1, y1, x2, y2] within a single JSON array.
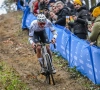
[[0, 11, 86, 90]]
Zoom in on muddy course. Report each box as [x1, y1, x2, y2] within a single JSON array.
[[0, 11, 99, 90]]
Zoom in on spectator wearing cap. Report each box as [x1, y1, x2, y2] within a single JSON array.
[[68, 0, 89, 39], [43, 6, 50, 19], [88, 6, 100, 47], [88, 2, 100, 33]]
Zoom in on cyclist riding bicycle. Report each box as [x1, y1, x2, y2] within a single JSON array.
[[28, 13, 58, 74]]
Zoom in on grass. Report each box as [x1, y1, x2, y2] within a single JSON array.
[[0, 61, 30, 90], [52, 53, 100, 90]]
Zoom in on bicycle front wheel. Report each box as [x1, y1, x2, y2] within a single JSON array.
[[45, 54, 52, 73], [45, 54, 55, 85]]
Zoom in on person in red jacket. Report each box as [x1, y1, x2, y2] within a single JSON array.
[[33, 0, 39, 15]]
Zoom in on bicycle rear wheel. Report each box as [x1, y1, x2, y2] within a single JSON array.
[[45, 54, 55, 85]]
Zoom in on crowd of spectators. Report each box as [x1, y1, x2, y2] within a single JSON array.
[[16, 0, 100, 47]]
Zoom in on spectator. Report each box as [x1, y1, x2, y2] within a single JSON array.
[[49, 11, 58, 23], [88, 2, 100, 33], [87, 6, 96, 33], [49, 0, 55, 10], [52, 4, 59, 14], [33, 0, 39, 15], [43, 6, 50, 19], [88, 6, 100, 47], [55, 1, 70, 26], [49, 0, 55, 7], [39, 0, 50, 13], [68, 0, 89, 39]]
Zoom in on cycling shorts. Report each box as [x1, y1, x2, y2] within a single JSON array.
[[33, 30, 49, 44]]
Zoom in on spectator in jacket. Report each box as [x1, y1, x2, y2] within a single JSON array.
[[88, 6, 100, 47], [55, 1, 70, 26], [88, 2, 100, 33], [33, 0, 39, 15], [68, 0, 89, 39], [39, 0, 50, 13], [43, 6, 50, 19]]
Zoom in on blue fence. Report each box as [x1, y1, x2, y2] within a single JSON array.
[[17, 2, 100, 84]]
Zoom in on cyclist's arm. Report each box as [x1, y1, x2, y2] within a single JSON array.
[[28, 22, 35, 44], [28, 36, 36, 49]]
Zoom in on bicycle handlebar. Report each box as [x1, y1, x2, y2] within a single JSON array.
[[39, 42, 56, 49], [33, 42, 56, 53]]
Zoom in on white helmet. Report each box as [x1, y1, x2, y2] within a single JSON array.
[[37, 14, 46, 23]]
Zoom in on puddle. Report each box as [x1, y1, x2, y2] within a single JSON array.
[[0, 0, 17, 15]]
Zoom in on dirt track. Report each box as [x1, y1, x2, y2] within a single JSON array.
[[0, 11, 95, 90]]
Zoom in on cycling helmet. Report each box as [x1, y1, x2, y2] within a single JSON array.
[[37, 14, 46, 23]]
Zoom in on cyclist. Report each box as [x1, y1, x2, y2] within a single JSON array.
[[28, 13, 58, 74]]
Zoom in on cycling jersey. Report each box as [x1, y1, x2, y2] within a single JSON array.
[[33, 30, 49, 43], [29, 19, 56, 37]]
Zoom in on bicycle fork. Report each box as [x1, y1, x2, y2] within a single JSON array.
[[42, 46, 48, 67], [41, 45, 55, 85]]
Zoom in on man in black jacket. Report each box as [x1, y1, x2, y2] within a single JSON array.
[[55, 1, 70, 26], [68, 0, 89, 39]]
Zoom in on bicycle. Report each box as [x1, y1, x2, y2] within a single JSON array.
[[35, 42, 56, 85]]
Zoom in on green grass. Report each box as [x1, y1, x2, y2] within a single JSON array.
[[52, 53, 100, 90], [0, 61, 30, 90]]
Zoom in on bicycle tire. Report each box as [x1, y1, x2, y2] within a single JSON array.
[[45, 54, 55, 85], [46, 74, 50, 84]]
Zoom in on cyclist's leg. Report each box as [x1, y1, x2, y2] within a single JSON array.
[[40, 30, 56, 74], [33, 31, 44, 73]]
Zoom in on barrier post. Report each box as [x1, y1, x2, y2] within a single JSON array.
[[89, 46, 97, 84]]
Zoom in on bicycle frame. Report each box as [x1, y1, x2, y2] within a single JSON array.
[[41, 43, 51, 69], [40, 43, 55, 85]]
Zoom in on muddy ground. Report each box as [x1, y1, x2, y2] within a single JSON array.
[[0, 11, 99, 90]]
